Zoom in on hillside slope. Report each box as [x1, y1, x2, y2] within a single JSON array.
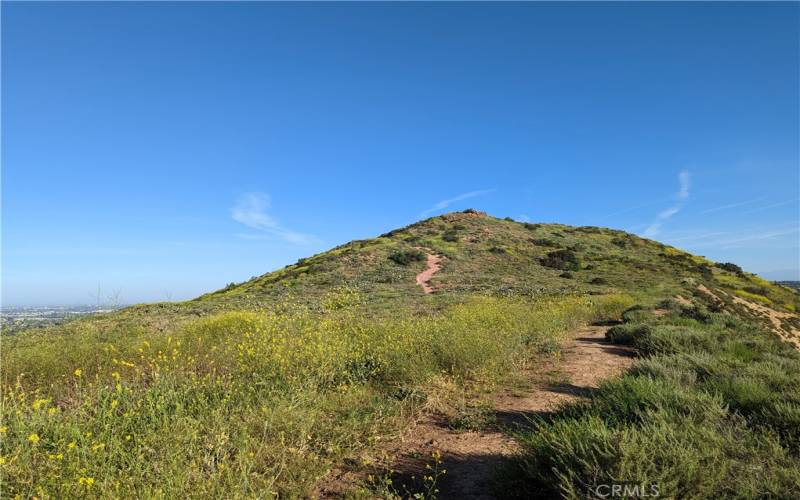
[[114, 209, 798, 336], [4, 210, 799, 498]]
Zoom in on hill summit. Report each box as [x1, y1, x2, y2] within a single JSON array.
[[108, 209, 799, 343]]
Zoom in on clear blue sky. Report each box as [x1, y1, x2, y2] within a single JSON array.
[[3, 2, 798, 306]]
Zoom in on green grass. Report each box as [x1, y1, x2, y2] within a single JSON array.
[[1, 292, 632, 497], [4, 210, 798, 497], [509, 305, 800, 499]]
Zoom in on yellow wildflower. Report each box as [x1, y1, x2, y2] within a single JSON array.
[[73, 369, 82, 377], [27, 433, 40, 444], [0, 426, 7, 434], [31, 398, 49, 410], [67, 441, 77, 450]]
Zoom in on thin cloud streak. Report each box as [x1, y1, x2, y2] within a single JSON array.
[[602, 197, 675, 219], [662, 223, 798, 245], [231, 193, 315, 244], [419, 189, 495, 217], [684, 227, 799, 249], [698, 197, 765, 215], [740, 198, 798, 215], [642, 170, 690, 238]]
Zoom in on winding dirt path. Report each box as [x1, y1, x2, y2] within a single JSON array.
[[415, 252, 443, 294], [387, 324, 635, 499]]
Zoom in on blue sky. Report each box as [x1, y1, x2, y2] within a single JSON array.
[[3, 2, 798, 306]]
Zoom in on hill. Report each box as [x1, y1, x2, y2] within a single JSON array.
[[116, 209, 797, 330], [3, 210, 800, 498]]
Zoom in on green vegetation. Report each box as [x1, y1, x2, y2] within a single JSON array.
[[388, 249, 427, 266], [3, 210, 798, 497], [1, 292, 632, 497], [510, 302, 800, 498], [540, 249, 581, 271], [716, 262, 744, 275]]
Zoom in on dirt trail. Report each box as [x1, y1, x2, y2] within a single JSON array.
[[385, 324, 635, 499], [416, 252, 443, 294]]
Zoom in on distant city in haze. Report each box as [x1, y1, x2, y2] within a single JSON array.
[[3, 2, 798, 307]]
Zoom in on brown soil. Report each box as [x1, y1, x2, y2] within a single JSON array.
[[316, 324, 635, 499], [697, 284, 800, 349], [416, 253, 443, 294]]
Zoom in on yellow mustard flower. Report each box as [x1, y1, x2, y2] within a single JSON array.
[[27, 433, 40, 444]]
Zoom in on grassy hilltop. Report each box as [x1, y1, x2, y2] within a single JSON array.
[[112, 209, 796, 325], [3, 210, 800, 497]]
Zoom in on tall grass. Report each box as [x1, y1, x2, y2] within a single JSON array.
[[1, 293, 632, 497], [511, 305, 800, 498]]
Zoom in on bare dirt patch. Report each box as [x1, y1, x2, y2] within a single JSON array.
[[728, 293, 800, 349], [697, 284, 800, 349]]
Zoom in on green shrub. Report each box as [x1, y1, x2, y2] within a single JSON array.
[[679, 304, 712, 323], [606, 323, 651, 345], [656, 298, 683, 311], [590, 277, 608, 285], [621, 306, 653, 323], [388, 249, 426, 266], [716, 262, 744, 275], [541, 249, 580, 271], [611, 237, 628, 248], [633, 325, 723, 356], [697, 264, 714, 279], [530, 238, 558, 247], [514, 410, 800, 499], [442, 229, 460, 242]]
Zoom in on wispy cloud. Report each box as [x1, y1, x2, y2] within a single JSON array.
[[684, 226, 799, 249], [662, 222, 797, 245], [419, 189, 495, 217], [698, 196, 765, 215], [517, 214, 531, 223], [642, 170, 690, 238], [231, 193, 314, 244], [602, 197, 674, 219], [740, 198, 798, 215]]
